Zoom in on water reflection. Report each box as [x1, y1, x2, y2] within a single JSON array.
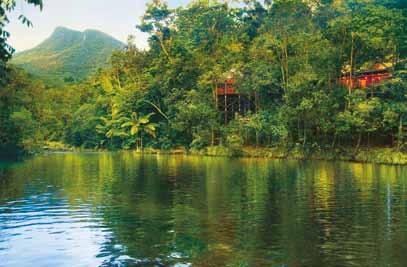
[[0, 153, 407, 266]]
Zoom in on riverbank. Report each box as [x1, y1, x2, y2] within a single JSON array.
[[139, 146, 407, 165], [39, 141, 407, 165]]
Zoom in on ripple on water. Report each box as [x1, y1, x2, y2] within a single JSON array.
[[1, 154, 407, 267], [0, 192, 111, 267]]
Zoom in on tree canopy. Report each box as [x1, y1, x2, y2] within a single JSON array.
[[1, 0, 407, 155]]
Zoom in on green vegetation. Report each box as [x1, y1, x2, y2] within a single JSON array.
[[12, 27, 125, 84], [0, 0, 43, 68], [1, 0, 407, 164]]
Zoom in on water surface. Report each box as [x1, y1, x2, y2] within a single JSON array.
[[1, 152, 407, 266]]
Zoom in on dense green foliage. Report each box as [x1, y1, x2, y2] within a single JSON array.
[[12, 27, 125, 84], [0, 0, 43, 67], [1, 0, 407, 156], [1, 0, 43, 155]]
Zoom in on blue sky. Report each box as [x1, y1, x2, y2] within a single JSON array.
[[7, 0, 191, 52]]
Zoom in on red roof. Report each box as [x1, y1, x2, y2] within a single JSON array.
[[340, 70, 392, 89], [216, 80, 239, 95]]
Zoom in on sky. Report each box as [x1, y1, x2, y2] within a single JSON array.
[[7, 0, 191, 52]]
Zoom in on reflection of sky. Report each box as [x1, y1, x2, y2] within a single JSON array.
[[2, 153, 407, 267], [6, 0, 191, 52], [0, 165, 194, 267], [0, 193, 113, 267]]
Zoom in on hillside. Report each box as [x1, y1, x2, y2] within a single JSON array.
[[12, 27, 125, 83]]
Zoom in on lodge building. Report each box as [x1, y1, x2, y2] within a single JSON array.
[[339, 66, 393, 89], [216, 65, 393, 124], [216, 79, 257, 124]]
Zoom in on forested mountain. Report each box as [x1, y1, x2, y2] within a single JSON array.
[[11, 27, 125, 83]]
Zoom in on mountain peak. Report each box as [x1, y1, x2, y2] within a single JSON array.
[[83, 28, 103, 34], [53, 26, 76, 33], [52, 27, 105, 36], [12, 27, 125, 84]]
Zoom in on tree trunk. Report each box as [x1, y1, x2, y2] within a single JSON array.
[[297, 119, 301, 143], [348, 32, 355, 107], [397, 116, 403, 151], [355, 132, 362, 154], [284, 38, 289, 90], [224, 82, 227, 124], [367, 132, 370, 148], [211, 128, 215, 146], [331, 132, 337, 148], [213, 80, 218, 109], [143, 100, 170, 122], [256, 131, 259, 147], [303, 123, 307, 148], [391, 133, 395, 147], [157, 32, 173, 64], [255, 91, 260, 113], [280, 64, 286, 93]]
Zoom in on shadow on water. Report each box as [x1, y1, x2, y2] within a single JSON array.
[[0, 145, 27, 161], [1, 152, 407, 266]]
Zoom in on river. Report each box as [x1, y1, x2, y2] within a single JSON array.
[[0, 152, 407, 266]]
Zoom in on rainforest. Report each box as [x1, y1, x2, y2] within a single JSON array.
[[1, 0, 407, 163], [3, 1, 407, 266]]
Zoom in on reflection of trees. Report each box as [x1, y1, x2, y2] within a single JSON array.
[[93, 153, 209, 265], [0, 166, 22, 202], [2, 154, 407, 266]]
